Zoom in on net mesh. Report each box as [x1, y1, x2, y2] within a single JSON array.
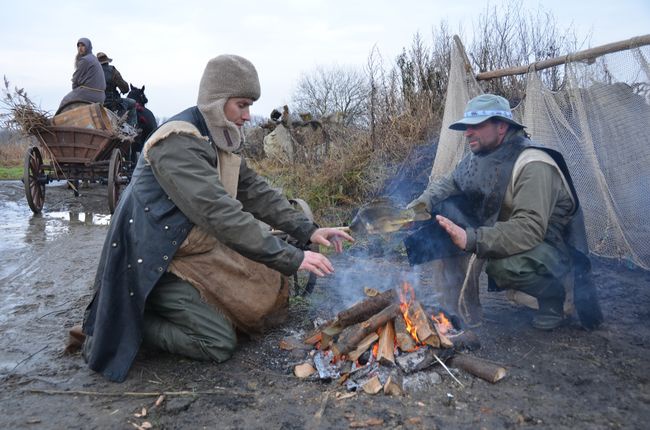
[[433, 40, 650, 270]]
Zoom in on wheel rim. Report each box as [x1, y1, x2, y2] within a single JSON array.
[[23, 147, 45, 213], [107, 149, 123, 214]]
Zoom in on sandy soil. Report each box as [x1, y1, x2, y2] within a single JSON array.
[[1, 179, 649, 430]]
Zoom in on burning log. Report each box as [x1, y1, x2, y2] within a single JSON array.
[[348, 332, 379, 362], [332, 303, 401, 356], [394, 316, 417, 352], [448, 354, 506, 383], [405, 301, 440, 348], [434, 324, 453, 349], [336, 289, 397, 327], [376, 321, 396, 366], [447, 330, 481, 351], [303, 290, 395, 346]]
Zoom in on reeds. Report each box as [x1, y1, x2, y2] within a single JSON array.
[[1, 76, 51, 136]]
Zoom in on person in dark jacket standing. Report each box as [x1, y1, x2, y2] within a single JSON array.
[[57, 38, 106, 113], [80, 54, 353, 382], [405, 94, 602, 331]]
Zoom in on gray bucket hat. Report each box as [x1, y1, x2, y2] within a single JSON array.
[[449, 94, 525, 130], [96, 52, 112, 64]]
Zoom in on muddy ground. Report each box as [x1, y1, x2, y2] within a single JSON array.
[[1, 179, 649, 430]]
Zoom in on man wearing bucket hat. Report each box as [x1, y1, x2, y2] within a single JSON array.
[[80, 55, 353, 382], [406, 94, 602, 331], [96, 52, 133, 116]]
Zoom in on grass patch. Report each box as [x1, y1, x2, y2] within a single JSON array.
[[0, 166, 22, 179]]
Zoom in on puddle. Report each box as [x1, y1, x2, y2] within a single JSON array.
[[0, 181, 111, 285]]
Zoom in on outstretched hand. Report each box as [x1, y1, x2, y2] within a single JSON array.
[[299, 250, 335, 277], [309, 227, 354, 253], [298, 228, 355, 277], [436, 215, 467, 250]]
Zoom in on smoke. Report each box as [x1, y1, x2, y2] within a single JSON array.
[[323, 138, 442, 313]]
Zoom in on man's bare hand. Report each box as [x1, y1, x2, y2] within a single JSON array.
[[436, 215, 467, 250], [309, 228, 354, 253], [299, 250, 335, 277]]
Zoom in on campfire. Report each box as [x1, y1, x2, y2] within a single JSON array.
[[285, 283, 506, 395]]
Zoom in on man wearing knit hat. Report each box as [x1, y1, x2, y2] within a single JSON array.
[[80, 55, 353, 382], [405, 94, 602, 332]]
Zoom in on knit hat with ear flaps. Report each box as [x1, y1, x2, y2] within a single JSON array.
[[197, 55, 260, 152]]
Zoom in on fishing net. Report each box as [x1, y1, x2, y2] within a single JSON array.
[[432, 37, 650, 270]]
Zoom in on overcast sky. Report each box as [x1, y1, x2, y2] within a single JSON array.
[[1, 0, 648, 120]]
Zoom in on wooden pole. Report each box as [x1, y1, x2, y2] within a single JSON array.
[[475, 34, 650, 81]]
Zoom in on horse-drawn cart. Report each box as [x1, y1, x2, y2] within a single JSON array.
[[23, 125, 133, 214]]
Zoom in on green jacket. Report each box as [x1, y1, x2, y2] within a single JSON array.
[[419, 130, 575, 259], [147, 130, 316, 275]]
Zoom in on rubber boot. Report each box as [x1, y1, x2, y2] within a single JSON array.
[[532, 298, 565, 330], [513, 276, 566, 331]]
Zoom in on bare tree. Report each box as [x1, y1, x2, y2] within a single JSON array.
[[292, 65, 368, 127], [470, 0, 581, 102]]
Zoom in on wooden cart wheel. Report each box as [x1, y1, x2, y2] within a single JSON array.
[[23, 146, 45, 213], [107, 148, 124, 214]]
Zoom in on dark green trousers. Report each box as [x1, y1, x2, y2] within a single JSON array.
[[485, 241, 570, 303], [142, 272, 237, 362]]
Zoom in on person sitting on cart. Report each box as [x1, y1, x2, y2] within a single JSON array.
[[80, 54, 355, 382], [57, 38, 106, 114], [97, 51, 137, 126]]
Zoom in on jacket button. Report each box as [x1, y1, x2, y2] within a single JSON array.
[[164, 225, 169, 230], [158, 267, 163, 272], [127, 264, 132, 269], [130, 291, 134, 297], [163, 255, 168, 260], [172, 241, 177, 245], [111, 242, 117, 248], [137, 258, 143, 264], [129, 219, 134, 224], [144, 207, 150, 212]]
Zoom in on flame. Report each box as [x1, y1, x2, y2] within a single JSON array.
[[432, 312, 453, 335], [399, 282, 421, 343], [371, 342, 379, 358]]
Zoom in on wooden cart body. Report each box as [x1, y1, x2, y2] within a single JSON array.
[[23, 125, 133, 214]]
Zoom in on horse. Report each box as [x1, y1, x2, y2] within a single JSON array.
[[126, 84, 157, 159]]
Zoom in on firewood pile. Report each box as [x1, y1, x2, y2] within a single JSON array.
[[1, 77, 137, 143], [283, 283, 506, 396]]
